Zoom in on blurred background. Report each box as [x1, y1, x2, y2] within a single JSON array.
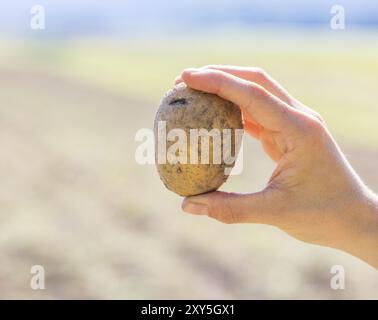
[[0, 0, 377, 299]]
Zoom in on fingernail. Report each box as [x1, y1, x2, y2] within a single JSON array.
[[182, 201, 208, 215], [174, 76, 182, 84], [182, 68, 200, 76]]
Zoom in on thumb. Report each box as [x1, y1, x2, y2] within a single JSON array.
[[182, 190, 278, 225]]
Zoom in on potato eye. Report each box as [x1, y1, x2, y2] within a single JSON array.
[[169, 98, 187, 106]]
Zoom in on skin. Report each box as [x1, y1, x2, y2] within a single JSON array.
[[176, 65, 378, 269]]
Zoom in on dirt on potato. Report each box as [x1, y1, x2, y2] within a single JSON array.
[[154, 84, 244, 196]]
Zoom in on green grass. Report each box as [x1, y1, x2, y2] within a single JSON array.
[[2, 33, 378, 147]]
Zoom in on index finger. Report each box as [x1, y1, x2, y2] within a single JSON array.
[[181, 68, 296, 131]]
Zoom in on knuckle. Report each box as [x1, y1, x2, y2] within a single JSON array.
[[307, 116, 326, 132], [298, 115, 328, 141], [246, 81, 267, 97], [207, 68, 226, 79], [208, 194, 239, 224], [213, 71, 230, 95], [243, 82, 275, 114], [251, 67, 268, 81], [222, 197, 239, 224], [207, 208, 227, 223]]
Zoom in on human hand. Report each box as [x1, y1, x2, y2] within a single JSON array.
[[176, 65, 378, 268]]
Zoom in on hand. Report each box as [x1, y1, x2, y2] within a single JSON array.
[[176, 65, 378, 268]]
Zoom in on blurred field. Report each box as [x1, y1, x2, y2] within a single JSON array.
[[0, 34, 377, 299]]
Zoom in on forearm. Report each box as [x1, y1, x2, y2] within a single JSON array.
[[338, 190, 378, 268]]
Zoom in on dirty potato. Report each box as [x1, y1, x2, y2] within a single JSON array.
[[154, 83, 243, 196]]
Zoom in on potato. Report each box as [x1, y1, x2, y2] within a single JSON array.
[[154, 83, 243, 196]]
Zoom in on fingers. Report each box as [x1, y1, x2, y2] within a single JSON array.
[[180, 68, 296, 131], [177, 68, 263, 138], [177, 65, 293, 105], [177, 66, 325, 124], [182, 190, 279, 225]]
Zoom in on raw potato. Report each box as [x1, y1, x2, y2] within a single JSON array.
[[154, 83, 243, 196]]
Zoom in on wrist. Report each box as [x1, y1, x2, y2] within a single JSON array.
[[337, 189, 378, 268]]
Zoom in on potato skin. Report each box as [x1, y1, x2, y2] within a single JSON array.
[[154, 83, 243, 196]]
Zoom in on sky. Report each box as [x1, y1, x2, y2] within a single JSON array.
[[0, 0, 377, 38]]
